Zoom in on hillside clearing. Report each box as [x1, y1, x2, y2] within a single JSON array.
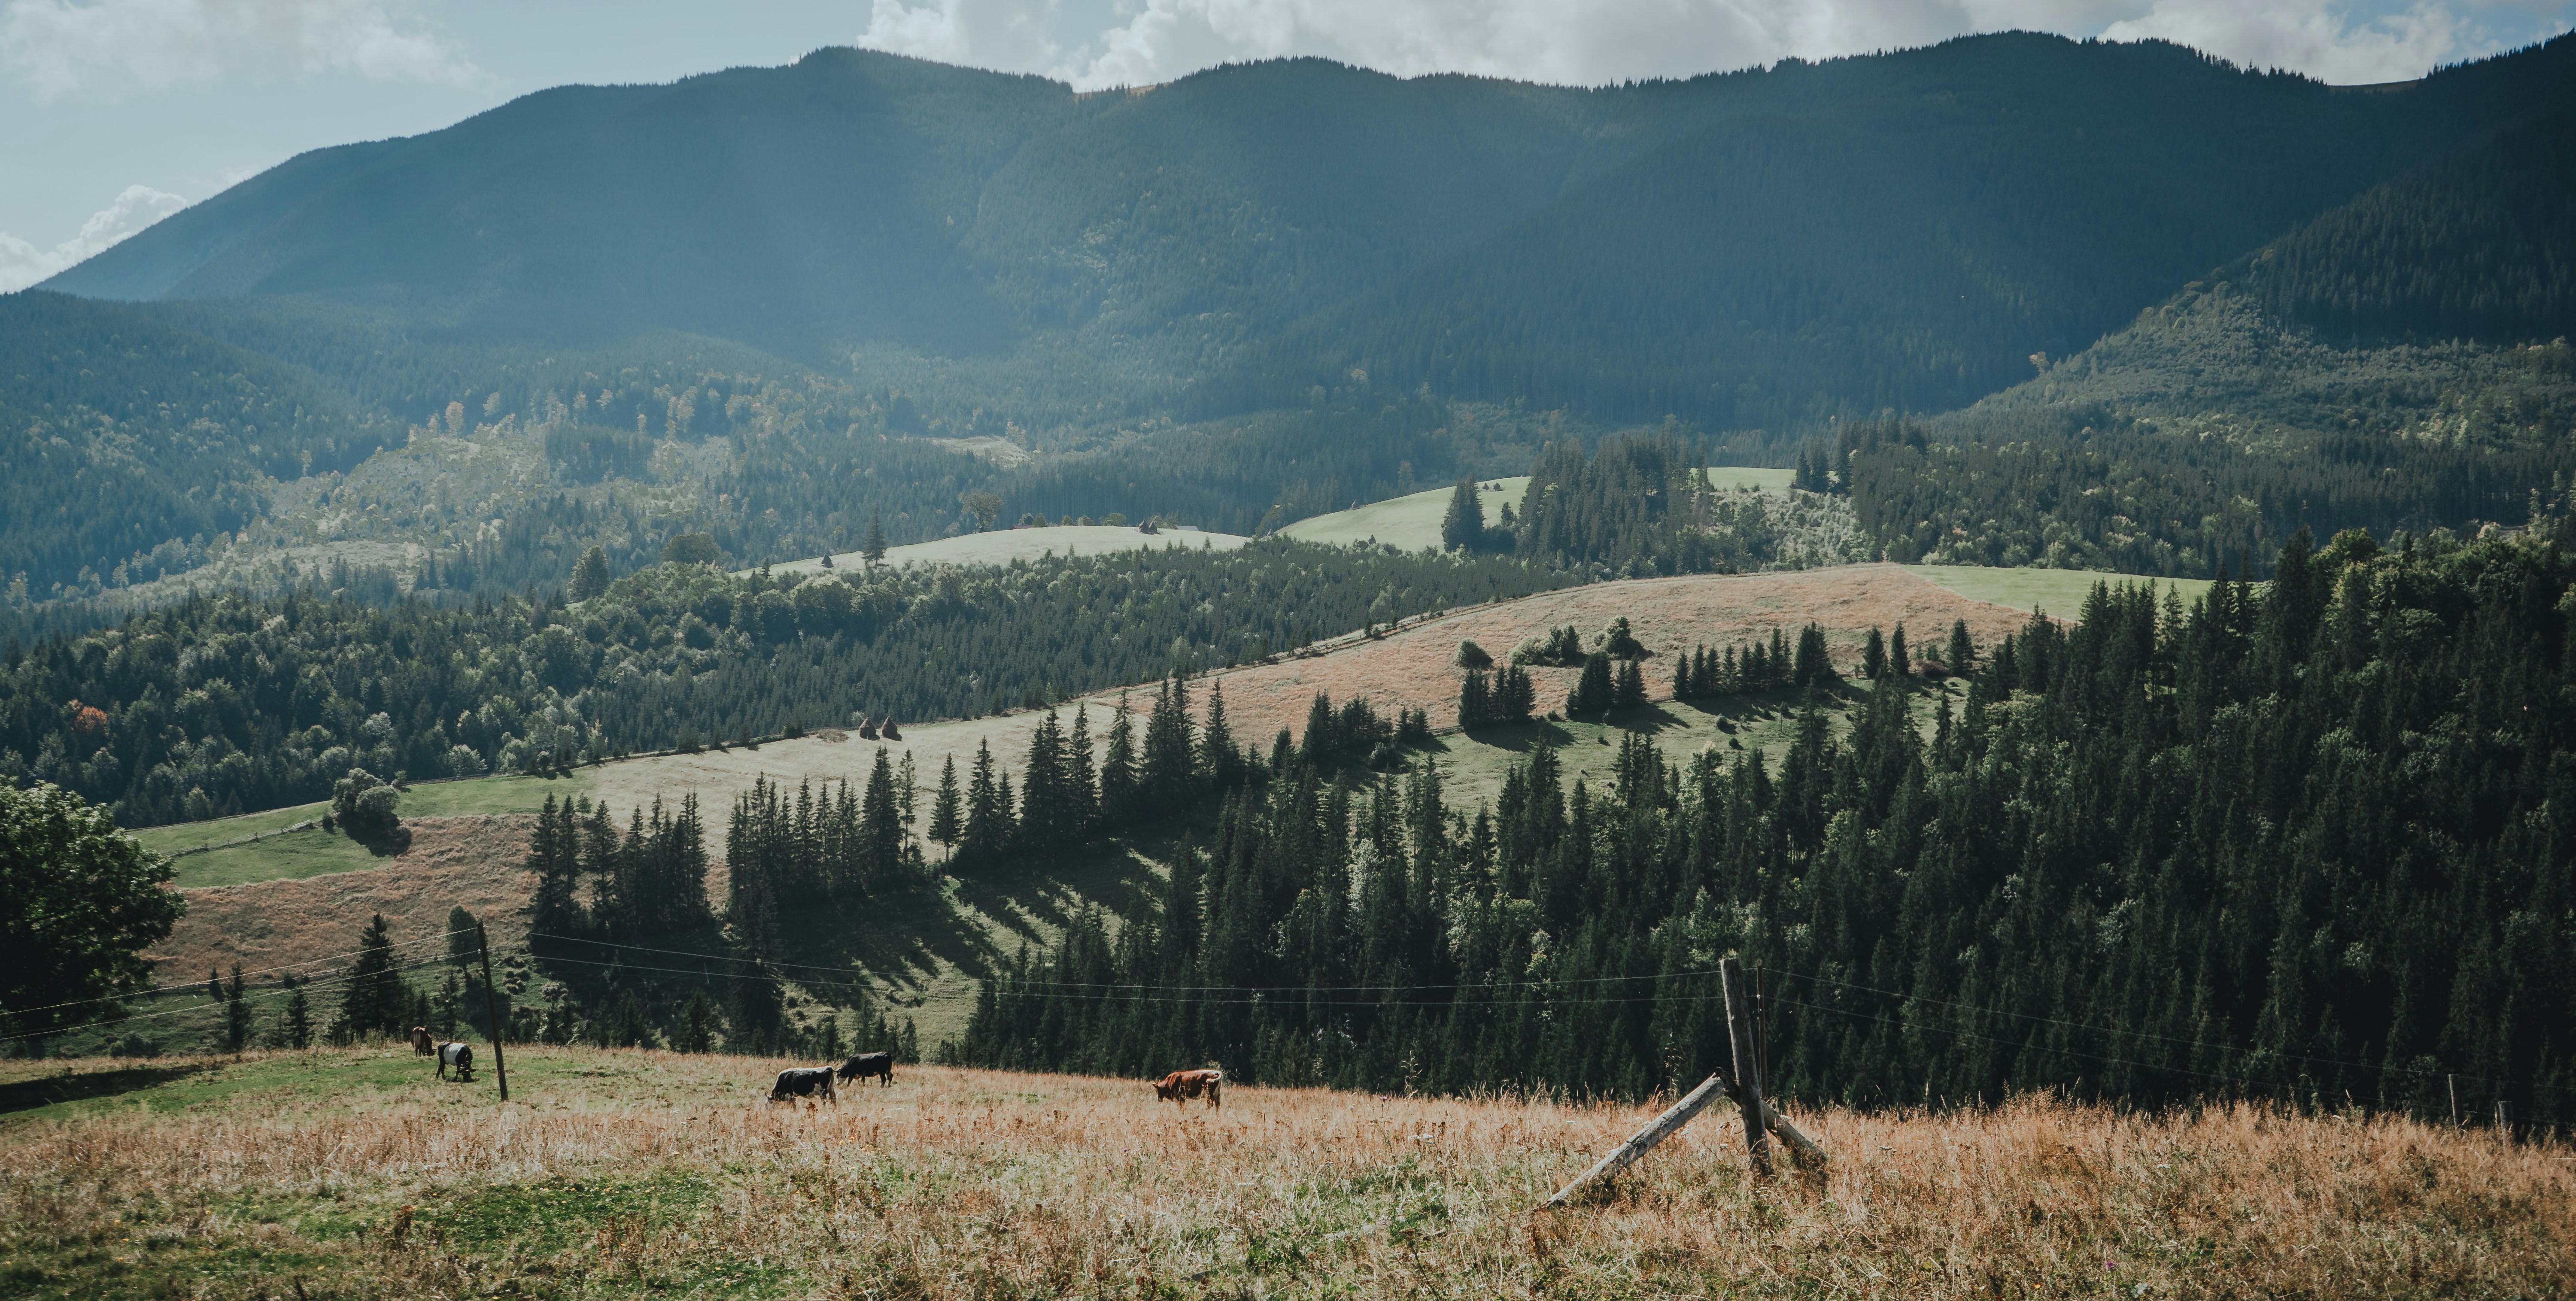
[[1279, 478, 1531, 549], [140, 816, 538, 1001], [764, 525, 1249, 576], [574, 564, 2029, 828], [1, 1047, 2563, 1300], [1902, 563, 2216, 615]]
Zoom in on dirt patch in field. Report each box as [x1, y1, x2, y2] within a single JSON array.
[[146, 816, 538, 982], [581, 564, 2035, 843]]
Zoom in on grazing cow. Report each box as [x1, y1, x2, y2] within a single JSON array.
[[435, 1041, 474, 1081], [410, 1026, 434, 1055], [835, 1052, 895, 1087], [769, 1067, 838, 1107], [1152, 1068, 1223, 1110]]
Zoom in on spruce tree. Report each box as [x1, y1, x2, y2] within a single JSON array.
[[1570, 652, 1615, 716], [338, 913, 408, 1039], [928, 756, 962, 861], [861, 513, 888, 568], [1440, 479, 1485, 552], [222, 964, 250, 1052], [1613, 657, 1647, 710], [862, 748, 904, 881], [1890, 623, 1911, 678], [1948, 618, 1975, 672], [1458, 669, 1492, 729], [1862, 627, 1887, 679], [281, 986, 313, 1050], [1200, 682, 1238, 789], [570, 546, 611, 601], [1100, 694, 1139, 822], [1065, 705, 1098, 837]]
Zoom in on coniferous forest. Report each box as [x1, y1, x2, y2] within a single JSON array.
[[954, 530, 2576, 1129]]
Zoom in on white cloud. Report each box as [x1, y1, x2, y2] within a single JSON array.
[[1, 0, 477, 99], [0, 183, 185, 291], [853, 0, 2532, 88], [860, 0, 1061, 73], [2102, 0, 2483, 82]]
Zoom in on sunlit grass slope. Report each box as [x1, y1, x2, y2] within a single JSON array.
[[1, 1046, 2564, 1300]]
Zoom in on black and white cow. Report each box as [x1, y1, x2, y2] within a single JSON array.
[[435, 1041, 474, 1081], [769, 1066, 838, 1107], [835, 1052, 895, 1087]]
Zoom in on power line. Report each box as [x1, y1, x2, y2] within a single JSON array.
[[0, 951, 459, 1045], [3, 926, 480, 1019]]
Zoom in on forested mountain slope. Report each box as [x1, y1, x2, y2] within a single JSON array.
[[46, 34, 2574, 428], [1846, 103, 2576, 576]]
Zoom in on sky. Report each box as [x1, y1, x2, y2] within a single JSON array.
[[3, 0, 2570, 293]]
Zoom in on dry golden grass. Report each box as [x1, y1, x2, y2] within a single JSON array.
[[3, 1047, 2565, 1299]]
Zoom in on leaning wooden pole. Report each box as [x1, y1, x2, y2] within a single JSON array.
[[1543, 1073, 1732, 1208], [475, 921, 510, 1102], [1722, 957, 1772, 1179]]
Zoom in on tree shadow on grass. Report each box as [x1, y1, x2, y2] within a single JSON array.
[[1460, 719, 1577, 753], [0, 1062, 207, 1116]]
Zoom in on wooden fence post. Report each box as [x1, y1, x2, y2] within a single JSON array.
[[1722, 958, 1771, 1180], [2448, 1074, 2459, 1128], [1543, 1074, 1732, 1208]]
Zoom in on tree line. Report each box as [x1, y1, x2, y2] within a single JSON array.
[[952, 528, 2576, 1129]]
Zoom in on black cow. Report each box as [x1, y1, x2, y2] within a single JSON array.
[[768, 1066, 837, 1107], [836, 1052, 895, 1087]]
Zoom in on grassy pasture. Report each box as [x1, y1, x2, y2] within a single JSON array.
[[764, 525, 1250, 576], [1902, 564, 2218, 616], [1, 1046, 2563, 1300], [139, 774, 582, 890], [1279, 477, 1531, 550]]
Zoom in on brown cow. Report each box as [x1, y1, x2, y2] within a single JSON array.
[[1152, 1068, 1223, 1110], [410, 1026, 434, 1055]]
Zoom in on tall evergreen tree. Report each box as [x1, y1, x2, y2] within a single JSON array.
[[337, 913, 408, 1039], [1440, 479, 1485, 552], [928, 755, 963, 860]]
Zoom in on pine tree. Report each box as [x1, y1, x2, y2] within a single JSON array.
[[676, 990, 717, 1052], [1142, 677, 1196, 800], [1200, 681, 1238, 789], [1948, 618, 1975, 673], [1065, 705, 1098, 837], [1100, 694, 1139, 822], [1793, 623, 1832, 687], [1440, 479, 1485, 552], [965, 740, 1012, 860], [569, 546, 611, 601], [1613, 657, 1647, 710], [1862, 627, 1887, 679], [281, 986, 313, 1050], [529, 795, 585, 936], [338, 913, 408, 1039], [861, 513, 888, 568], [1672, 647, 1695, 699], [222, 964, 250, 1052], [862, 748, 904, 881], [1890, 622, 1911, 678], [1458, 668, 1492, 729], [929, 755, 962, 860], [1569, 652, 1615, 716], [1495, 663, 1536, 723]]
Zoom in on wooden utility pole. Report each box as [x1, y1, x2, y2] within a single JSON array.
[[475, 921, 509, 1101], [1722, 958, 1771, 1179]]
